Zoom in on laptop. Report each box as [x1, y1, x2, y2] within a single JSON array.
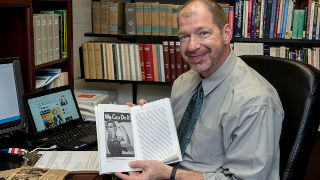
[[24, 85, 97, 150]]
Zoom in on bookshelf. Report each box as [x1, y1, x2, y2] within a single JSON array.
[[0, 0, 73, 93]]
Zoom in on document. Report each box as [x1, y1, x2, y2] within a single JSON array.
[[95, 98, 182, 174], [34, 151, 99, 172]]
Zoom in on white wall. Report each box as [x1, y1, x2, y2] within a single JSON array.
[[72, 0, 171, 104]]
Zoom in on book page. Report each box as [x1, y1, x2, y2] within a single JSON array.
[[96, 104, 136, 174], [131, 98, 182, 163]]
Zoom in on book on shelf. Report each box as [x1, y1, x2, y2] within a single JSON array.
[[169, 41, 176, 82], [162, 41, 171, 82], [171, 5, 180, 36], [166, 4, 173, 36], [138, 44, 146, 81], [87, 42, 97, 79], [143, 44, 154, 81], [151, 2, 160, 35], [159, 4, 167, 36], [92, 1, 101, 34], [135, 2, 144, 35], [82, 42, 90, 79], [94, 42, 103, 79], [152, 44, 159, 81], [33, 15, 42, 65], [36, 68, 68, 90], [95, 98, 182, 174], [109, 2, 125, 34], [143, 2, 152, 35], [234, 0, 244, 37], [175, 41, 183, 78], [125, 3, 136, 35], [101, 2, 110, 34]]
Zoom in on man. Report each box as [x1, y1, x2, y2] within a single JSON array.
[[116, 0, 284, 179]]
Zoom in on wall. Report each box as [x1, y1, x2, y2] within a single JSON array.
[[72, 0, 171, 104]]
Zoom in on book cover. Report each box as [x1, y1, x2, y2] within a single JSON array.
[[169, 41, 176, 82], [159, 4, 167, 36], [101, 2, 110, 34], [109, 2, 125, 34], [88, 42, 97, 79], [151, 2, 160, 35], [143, 2, 152, 35], [138, 44, 146, 81], [92, 1, 101, 34], [162, 41, 171, 82], [175, 41, 183, 78], [125, 3, 136, 35], [95, 98, 182, 174], [143, 44, 154, 81], [135, 2, 144, 35], [166, 4, 173, 36], [82, 42, 90, 79]]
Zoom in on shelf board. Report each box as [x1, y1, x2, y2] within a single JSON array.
[[232, 38, 320, 45], [0, 0, 32, 7], [85, 79, 173, 85], [35, 58, 68, 69], [84, 33, 179, 41]]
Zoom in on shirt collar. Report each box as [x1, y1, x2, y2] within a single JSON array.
[[202, 51, 236, 96]]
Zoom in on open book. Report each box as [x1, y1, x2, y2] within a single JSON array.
[[95, 98, 182, 174]]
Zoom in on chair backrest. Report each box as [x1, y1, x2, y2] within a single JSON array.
[[240, 55, 320, 180]]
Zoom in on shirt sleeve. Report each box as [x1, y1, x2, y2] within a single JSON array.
[[203, 105, 283, 180]]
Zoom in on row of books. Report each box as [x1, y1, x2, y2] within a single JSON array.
[[81, 41, 189, 82], [33, 10, 68, 66], [36, 68, 68, 91], [233, 0, 320, 40], [231, 42, 320, 69], [92, 1, 182, 36]]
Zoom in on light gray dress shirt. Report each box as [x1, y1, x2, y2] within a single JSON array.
[[171, 52, 284, 180]]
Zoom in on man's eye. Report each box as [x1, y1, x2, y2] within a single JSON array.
[[200, 31, 209, 36], [179, 35, 189, 40]]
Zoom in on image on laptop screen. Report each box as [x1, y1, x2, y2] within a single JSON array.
[[27, 89, 80, 133]]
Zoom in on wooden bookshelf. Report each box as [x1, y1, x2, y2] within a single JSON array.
[[0, 0, 73, 93]]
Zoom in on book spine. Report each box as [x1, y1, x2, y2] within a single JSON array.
[[123, 44, 130, 80], [259, 0, 265, 38], [41, 14, 48, 64], [250, 0, 256, 38], [159, 45, 165, 82], [152, 44, 159, 81], [159, 4, 167, 36], [175, 41, 183, 78], [101, 43, 106, 79], [273, 0, 281, 38], [117, 44, 124, 80], [162, 41, 171, 82], [166, 4, 173, 35], [82, 42, 90, 79], [255, 0, 261, 38], [298, 10, 305, 39], [136, 2, 144, 35], [101, 2, 110, 34], [306, 0, 313, 39], [169, 41, 176, 82], [229, 6, 235, 37], [138, 44, 146, 81], [143, 2, 152, 35], [247, 0, 253, 38], [128, 44, 136, 81], [151, 2, 160, 35], [243, 0, 249, 37], [94, 43, 103, 79], [269, 0, 278, 38], [234, 0, 244, 37], [172, 5, 180, 36], [109, 3, 125, 35], [292, 10, 300, 39], [92, 1, 101, 34], [46, 14, 54, 62], [112, 43, 118, 80], [53, 14, 60, 60], [125, 3, 136, 35], [313, 0, 319, 39], [143, 44, 154, 81], [263, 0, 272, 38], [88, 42, 97, 79]]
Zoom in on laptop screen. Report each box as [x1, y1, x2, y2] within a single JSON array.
[[27, 87, 80, 134]]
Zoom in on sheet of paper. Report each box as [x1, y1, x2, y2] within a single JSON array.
[[34, 151, 98, 172]]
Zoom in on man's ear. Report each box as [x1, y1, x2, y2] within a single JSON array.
[[223, 23, 232, 45]]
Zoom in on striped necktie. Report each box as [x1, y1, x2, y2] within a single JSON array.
[[177, 82, 204, 156]]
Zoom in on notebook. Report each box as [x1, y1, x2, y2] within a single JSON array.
[[24, 85, 97, 150]]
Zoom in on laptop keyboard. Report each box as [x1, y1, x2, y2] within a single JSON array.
[[49, 125, 96, 144]]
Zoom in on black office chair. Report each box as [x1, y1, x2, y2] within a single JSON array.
[[240, 55, 320, 180]]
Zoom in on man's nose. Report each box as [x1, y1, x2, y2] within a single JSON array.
[[187, 36, 200, 52]]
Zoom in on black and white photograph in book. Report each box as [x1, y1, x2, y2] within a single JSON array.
[[104, 112, 135, 157]]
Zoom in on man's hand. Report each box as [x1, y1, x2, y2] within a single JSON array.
[[126, 99, 148, 107], [115, 160, 172, 180]]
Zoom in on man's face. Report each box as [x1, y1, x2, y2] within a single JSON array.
[[178, 2, 230, 78]]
